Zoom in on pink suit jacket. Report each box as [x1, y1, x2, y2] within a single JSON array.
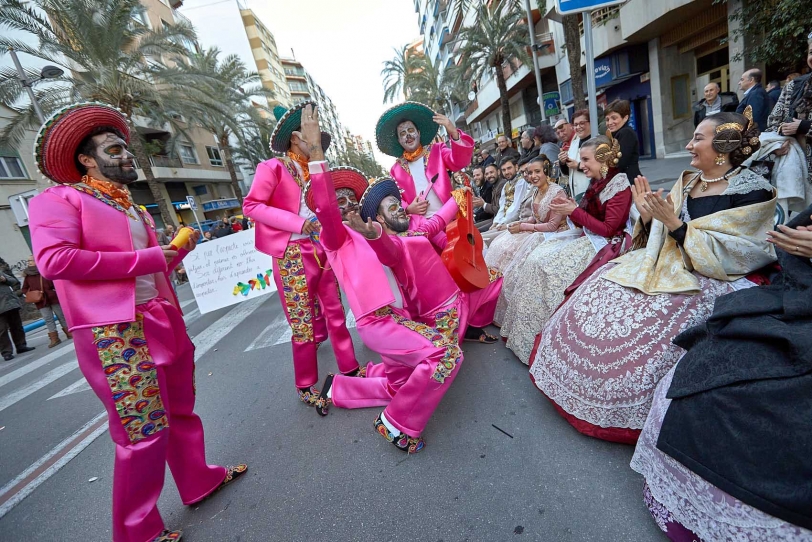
[[390, 130, 475, 208], [243, 157, 308, 259], [309, 167, 395, 319], [28, 185, 183, 331], [367, 199, 461, 320]]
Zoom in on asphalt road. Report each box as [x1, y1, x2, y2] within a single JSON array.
[[0, 283, 665, 541]]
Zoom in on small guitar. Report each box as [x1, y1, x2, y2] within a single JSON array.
[[441, 173, 490, 292]]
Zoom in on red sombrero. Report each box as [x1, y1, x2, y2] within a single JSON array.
[[305, 166, 370, 212], [35, 102, 130, 184]]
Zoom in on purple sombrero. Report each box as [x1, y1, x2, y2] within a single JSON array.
[[305, 166, 370, 212], [34, 102, 130, 184]]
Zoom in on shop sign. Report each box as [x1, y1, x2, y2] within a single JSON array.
[[594, 57, 612, 87], [202, 198, 240, 212]]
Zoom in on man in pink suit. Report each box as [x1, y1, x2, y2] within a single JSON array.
[[242, 101, 360, 405], [300, 105, 501, 453], [375, 102, 474, 220], [27, 103, 245, 542]]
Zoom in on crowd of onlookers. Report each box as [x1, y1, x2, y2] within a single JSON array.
[[459, 98, 643, 233]]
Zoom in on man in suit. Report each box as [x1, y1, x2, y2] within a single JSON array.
[[737, 69, 770, 133], [243, 101, 361, 405]]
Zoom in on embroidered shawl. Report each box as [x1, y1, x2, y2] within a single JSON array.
[[603, 169, 777, 295]]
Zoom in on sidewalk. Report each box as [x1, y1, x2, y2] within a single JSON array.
[[640, 154, 693, 189]]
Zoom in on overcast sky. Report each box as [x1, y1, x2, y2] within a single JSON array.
[[181, 0, 421, 168]]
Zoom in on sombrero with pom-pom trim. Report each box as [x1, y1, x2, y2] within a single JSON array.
[[34, 102, 131, 184], [304, 166, 370, 213], [375, 101, 438, 157], [269, 100, 332, 154]]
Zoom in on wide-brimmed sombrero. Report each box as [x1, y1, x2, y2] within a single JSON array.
[[375, 101, 438, 157], [269, 101, 331, 154], [304, 166, 369, 213], [359, 177, 402, 222], [35, 102, 130, 184]]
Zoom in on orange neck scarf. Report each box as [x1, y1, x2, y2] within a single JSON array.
[[402, 145, 425, 163], [82, 175, 133, 209], [287, 151, 310, 184]]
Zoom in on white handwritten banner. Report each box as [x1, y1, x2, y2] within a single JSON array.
[[183, 229, 277, 314]]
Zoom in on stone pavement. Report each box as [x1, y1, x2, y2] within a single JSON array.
[[640, 154, 693, 189]]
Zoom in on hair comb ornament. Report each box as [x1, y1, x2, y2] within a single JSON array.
[[742, 105, 754, 132]]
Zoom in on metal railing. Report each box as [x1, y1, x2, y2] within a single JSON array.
[[578, 5, 623, 35], [132, 155, 184, 169]]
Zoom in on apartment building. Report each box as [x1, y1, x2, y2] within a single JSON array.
[[280, 58, 348, 161], [411, 0, 752, 159], [345, 133, 376, 159], [0, 0, 245, 268]]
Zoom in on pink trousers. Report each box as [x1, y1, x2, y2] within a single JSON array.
[[73, 298, 226, 542], [464, 272, 503, 329], [272, 239, 358, 388], [331, 297, 469, 437]]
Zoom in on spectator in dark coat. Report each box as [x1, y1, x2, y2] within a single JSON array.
[[693, 82, 739, 127], [473, 163, 501, 230], [519, 129, 539, 162], [605, 99, 642, 182], [22, 256, 70, 347], [0, 264, 35, 361], [737, 68, 770, 133], [479, 149, 495, 167], [494, 135, 520, 166], [766, 79, 782, 111], [241, 216, 249, 230]]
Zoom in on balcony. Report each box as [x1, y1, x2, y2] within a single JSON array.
[[134, 156, 242, 182]]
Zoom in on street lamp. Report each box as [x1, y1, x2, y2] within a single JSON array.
[[8, 47, 64, 124]]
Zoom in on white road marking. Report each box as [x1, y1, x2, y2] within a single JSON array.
[[0, 296, 268, 518], [0, 342, 75, 390], [244, 313, 289, 352], [0, 361, 79, 412], [47, 378, 91, 400], [0, 412, 107, 518]]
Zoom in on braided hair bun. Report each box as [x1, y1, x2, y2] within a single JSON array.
[[704, 109, 761, 168]]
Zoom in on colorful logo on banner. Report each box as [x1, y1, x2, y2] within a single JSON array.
[[233, 270, 273, 296]]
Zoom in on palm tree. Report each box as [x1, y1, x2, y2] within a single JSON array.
[[381, 43, 423, 103], [231, 113, 276, 169], [0, 0, 210, 227], [407, 54, 468, 117], [454, 0, 531, 139], [173, 47, 273, 205], [562, 14, 586, 112]]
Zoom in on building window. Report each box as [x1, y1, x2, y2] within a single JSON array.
[[193, 185, 207, 196], [178, 143, 199, 165], [206, 146, 223, 166], [671, 74, 691, 119], [0, 156, 26, 179], [131, 8, 149, 27]]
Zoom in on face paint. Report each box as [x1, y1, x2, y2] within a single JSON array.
[[378, 195, 409, 233], [92, 133, 138, 184], [336, 188, 359, 219]]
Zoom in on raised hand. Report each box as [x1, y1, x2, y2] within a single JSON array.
[[343, 211, 378, 239], [642, 190, 682, 231], [549, 197, 578, 216], [299, 104, 324, 161], [631, 176, 653, 224], [432, 113, 459, 140]]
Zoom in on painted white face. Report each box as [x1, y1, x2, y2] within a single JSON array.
[[397, 121, 421, 153]]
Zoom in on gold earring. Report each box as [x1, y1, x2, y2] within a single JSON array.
[[715, 154, 726, 166], [600, 164, 609, 177]]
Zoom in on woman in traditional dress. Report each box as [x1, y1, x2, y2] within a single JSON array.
[[530, 109, 777, 444], [498, 135, 633, 363], [631, 205, 812, 541], [485, 155, 566, 273]]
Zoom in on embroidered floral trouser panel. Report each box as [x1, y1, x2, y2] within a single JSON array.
[[331, 298, 467, 437], [73, 298, 226, 542], [272, 239, 358, 388]]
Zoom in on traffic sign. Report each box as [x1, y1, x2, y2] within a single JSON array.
[[556, 0, 625, 15], [186, 195, 198, 211]]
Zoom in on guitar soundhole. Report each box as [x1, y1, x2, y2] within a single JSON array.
[[467, 233, 475, 246]]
